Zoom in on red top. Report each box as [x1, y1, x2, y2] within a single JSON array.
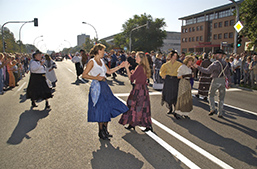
[[130, 65, 147, 84], [196, 60, 203, 66]]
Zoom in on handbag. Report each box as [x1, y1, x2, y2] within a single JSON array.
[[218, 61, 229, 89]]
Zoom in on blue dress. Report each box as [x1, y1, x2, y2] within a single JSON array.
[[87, 58, 128, 122]]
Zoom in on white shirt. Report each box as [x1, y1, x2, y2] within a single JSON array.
[[72, 56, 82, 63], [89, 58, 107, 77], [30, 60, 46, 73], [177, 64, 192, 78]]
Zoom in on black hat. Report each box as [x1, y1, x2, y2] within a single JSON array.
[[32, 50, 42, 58], [214, 49, 225, 54]]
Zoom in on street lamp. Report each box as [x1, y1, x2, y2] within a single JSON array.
[[229, 0, 239, 54], [82, 22, 98, 44], [36, 39, 44, 48], [33, 35, 43, 47], [64, 40, 72, 47], [19, 21, 34, 53]]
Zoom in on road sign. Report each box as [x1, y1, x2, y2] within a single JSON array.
[[124, 47, 127, 51], [245, 42, 254, 51], [234, 21, 243, 33]]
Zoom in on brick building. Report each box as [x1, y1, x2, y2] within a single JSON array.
[[179, 0, 246, 54]]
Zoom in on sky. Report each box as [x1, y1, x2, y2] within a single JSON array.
[[0, 0, 232, 52]]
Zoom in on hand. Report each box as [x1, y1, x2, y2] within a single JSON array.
[[119, 61, 126, 68], [96, 74, 105, 81], [193, 63, 199, 68], [131, 70, 135, 74]]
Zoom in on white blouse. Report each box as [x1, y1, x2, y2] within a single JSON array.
[[30, 60, 46, 73], [89, 58, 107, 77], [177, 64, 192, 78]]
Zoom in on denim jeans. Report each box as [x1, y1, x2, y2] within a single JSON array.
[[0, 69, 3, 92], [234, 69, 241, 84]]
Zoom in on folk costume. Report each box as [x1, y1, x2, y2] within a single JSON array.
[[119, 65, 152, 129]]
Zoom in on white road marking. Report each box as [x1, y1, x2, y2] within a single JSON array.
[[116, 95, 233, 169], [116, 96, 201, 169], [12, 82, 27, 96]]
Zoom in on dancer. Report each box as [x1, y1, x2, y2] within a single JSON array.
[[119, 52, 153, 132], [82, 44, 128, 140]]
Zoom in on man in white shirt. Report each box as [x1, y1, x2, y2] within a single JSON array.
[[233, 55, 241, 85]]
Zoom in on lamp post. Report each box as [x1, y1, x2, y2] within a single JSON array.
[[64, 40, 72, 47], [19, 21, 33, 53], [36, 39, 44, 48], [33, 35, 43, 51], [82, 22, 98, 44], [230, 0, 239, 54], [129, 21, 150, 52]]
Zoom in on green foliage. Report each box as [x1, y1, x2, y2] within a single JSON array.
[[114, 13, 167, 52], [239, 0, 257, 48]]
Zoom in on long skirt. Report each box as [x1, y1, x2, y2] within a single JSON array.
[[88, 81, 128, 122], [8, 71, 15, 87], [26, 73, 53, 100], [161, 75, 179, 108], [45, 67, 57, 83], [198, 74, 212, 96], [119, 84, 152, 127], [175, 79, 193, 116]]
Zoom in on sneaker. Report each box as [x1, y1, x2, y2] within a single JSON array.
[[0, 91, 4, 95], [218, 115, 224, 118]]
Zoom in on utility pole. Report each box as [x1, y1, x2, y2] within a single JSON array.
[[230, 0, 239, 54]]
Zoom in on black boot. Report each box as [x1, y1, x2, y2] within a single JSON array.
[[174, 113, 181, 119], [45, 101, 50, 109], [98, 129, 109, 140], [142, 126, 153, 132], [103, 124, 113, 137], [125, 125, 135, 130], [31, 101, 38, 108]]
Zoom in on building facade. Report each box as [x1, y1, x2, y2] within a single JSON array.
[[179, 0, 246, 54], [77, 34, 90, 47]]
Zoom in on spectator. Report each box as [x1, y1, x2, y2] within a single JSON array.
[[233, 55, 241, 86], [249, 55, 257, 87]]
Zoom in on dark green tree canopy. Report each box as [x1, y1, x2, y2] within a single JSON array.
[[114, 13, 167, 52], [239, 0, 257, 47]]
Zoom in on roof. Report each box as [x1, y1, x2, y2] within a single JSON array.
[[179, 0, 244, 20]]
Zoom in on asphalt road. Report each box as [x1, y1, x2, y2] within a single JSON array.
[[0, 59, 256, 169]]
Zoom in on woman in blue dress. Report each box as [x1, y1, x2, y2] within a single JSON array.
[[82, 44, 128, 140]]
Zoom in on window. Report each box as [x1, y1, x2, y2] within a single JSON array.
[[185, 28, 188, 33], [200, 25, 203, 30], [189, 37, 191, 42], [230, 19, 234, 26], [200, 36, 203, 41], [229, 32, 233, 38], [185, 38, 187, 42], [196, 36, 199, 41], [224, 33, 228, 39], [213, 34, 217, 40], [197, 26, 200, 31], [224, 21, 229, 27], [189, 27, 192, 32], [214, 23, 218, 28], [197, 16, 205, 23], [192, 27, 195, 32], [192, 37, 195, 41], [218, 33, 222, 39], [219, 22, 222, 27]]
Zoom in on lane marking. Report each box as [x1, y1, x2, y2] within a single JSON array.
[[116, 95, 233, 169], [115, 97, 201, 169], [12, 82, 27, 96]]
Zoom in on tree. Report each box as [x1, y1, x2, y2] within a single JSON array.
[[239, 0, 257, 50], [114, 13, 167, 52]]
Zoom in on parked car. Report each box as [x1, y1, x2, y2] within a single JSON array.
[[55, 56, 63, 61]]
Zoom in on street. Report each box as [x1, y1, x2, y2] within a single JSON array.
[[1, 59, 257, 169]]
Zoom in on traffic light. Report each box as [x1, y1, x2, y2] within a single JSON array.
[[237, 35, 242, 48], [4, 42, 7, 49], [34, 18, 38, 27]]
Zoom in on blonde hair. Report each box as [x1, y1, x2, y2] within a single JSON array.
[[183, 56, 194, 65], [89, 44, 106, 56], [137, 51, 151, 78], [156, 53, 162, 59]]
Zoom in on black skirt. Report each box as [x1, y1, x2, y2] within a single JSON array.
[[161, 75, 179, 107], [26, 73, 53, 100]]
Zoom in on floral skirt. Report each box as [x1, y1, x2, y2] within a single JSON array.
[[88, 81, 128, 122], [119, 84, 152, 127]]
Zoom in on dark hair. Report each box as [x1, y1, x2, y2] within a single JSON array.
[[89, 44, 106, 56], [80, 49, 85, 53], [170, 50, 178, 59]]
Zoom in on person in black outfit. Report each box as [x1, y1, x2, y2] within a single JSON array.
[[127, 51, 138, 71]]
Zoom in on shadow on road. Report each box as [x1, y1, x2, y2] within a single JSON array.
[[122, 132, 185, 169], [106, 78, 125, 86], [91, 139, 143, 169], [169, 117, 257, 167], [7, 109, 50, 145], [71, 79, 88, 86]]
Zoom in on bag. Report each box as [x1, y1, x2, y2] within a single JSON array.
[[218, 61, 229, 89]]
